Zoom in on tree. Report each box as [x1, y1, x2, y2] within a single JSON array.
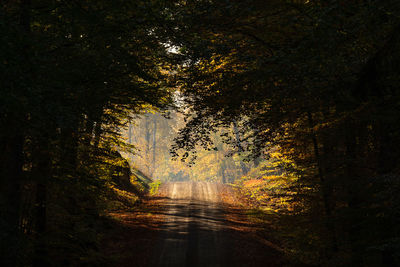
[[166, 0, 400, 265], [0, 0, 173, 265]]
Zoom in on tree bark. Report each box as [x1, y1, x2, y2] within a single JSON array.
[[128, 123, 132, 144], [344, 119, 363, 266], [0, 133, 24, 266], [0, 1, 31, 265], [152, 117, 157, 177], [60, 126, 78, 171], [220, 159, 227, 184], [93, 121, 102, 148], [33, 141, 51, 267], [307, 111, 338, 254], [144, 116, 151, 175]]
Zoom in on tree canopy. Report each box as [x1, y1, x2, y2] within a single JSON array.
[[1, 0, 400, 266]]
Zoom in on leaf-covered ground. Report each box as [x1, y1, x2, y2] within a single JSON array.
[[100, 197, 168, 266]]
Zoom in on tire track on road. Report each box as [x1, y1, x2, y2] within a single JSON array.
[[154, 182, 226, 267]]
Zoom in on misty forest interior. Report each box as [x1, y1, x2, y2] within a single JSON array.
[[1, 1, 400, 266]]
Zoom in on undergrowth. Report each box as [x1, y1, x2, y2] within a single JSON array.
[[149, 180, 162, 195]]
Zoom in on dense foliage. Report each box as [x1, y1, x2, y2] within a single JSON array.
[[125, 112, 253, 182], [2, 0, 400, 266], [0, 1, 172, 265], [167, 0, 400, 265]]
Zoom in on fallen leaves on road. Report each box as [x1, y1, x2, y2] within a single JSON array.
[[100, 197, 168, 267], [218, 185, 287, 266]]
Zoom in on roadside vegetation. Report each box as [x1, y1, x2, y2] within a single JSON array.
[[149, 180, 162, 196]]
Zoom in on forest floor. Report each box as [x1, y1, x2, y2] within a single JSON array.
[[100, 182, 288, 267]]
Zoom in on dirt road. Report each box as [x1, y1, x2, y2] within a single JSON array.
[[152, 182, 227, 267], [102, 181, 285, 267], [152, 182, 284, 267]]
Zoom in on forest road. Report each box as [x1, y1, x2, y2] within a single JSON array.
[[152, 182, 231, 267]]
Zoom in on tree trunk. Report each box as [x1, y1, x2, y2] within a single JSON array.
[[232, 120, 248, 175], [33, 142, 51, 267], [220, 159, 227, 184], [144, 116, 151, 175], [60, 127, 78, 171], [83, 118, 95, 147], [344, 119, 363, 266], [307, 111, 338, 254], [253, 157, 260, 168], [128, 123, 132, 144], [93, 121, 102, 148], [0, 133, 24, 266], [0, 1, 31, 265], [152, 118, 157, 177]]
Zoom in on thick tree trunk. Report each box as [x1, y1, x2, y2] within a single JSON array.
[[31, 133, 53, 267], [0, 1, 31, 265], [344, 119, 363, 266], [0, 133, 24, 266], [307, 111, 338, 255], [61, 127, 78, 170]]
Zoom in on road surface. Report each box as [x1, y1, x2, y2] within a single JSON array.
[[152, 182, 231, 267], [102, 181, 285, 266], [151, 182, 285, 267]]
